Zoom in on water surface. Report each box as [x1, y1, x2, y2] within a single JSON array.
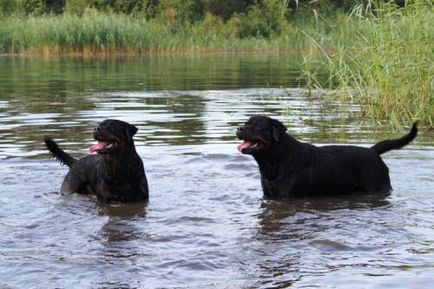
[[0, 55, 433, 289]]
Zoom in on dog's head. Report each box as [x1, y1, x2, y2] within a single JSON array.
[[89, 119, 138, 154], [236, 115, 287, 155]]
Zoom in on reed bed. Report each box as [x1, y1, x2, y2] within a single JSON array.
[[301, 0, 433, 128], [0, 10, 308, 55]]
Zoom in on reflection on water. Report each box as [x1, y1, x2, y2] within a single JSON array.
[[250, 195, 393, 288], [257, 193, 391, 238], [98, 202, 147, 218], [0, 55, 433, 288]]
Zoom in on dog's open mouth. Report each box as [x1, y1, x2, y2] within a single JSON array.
[[238, 140, 258, 151], [89, 140, 117, 153], [89, 131, 121, 154], [237, 139, 267, 153]]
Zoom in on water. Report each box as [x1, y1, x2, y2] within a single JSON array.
[[0, 55, 433, 289]]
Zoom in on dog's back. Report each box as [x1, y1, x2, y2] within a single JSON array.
[[315, 144, 391, 194]]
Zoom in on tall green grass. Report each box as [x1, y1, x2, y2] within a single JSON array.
[[0, 12, 168, 54], [0, 9, 308, 54], [301, 0, 433, 128]]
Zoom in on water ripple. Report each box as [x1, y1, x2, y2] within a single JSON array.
[[0, 56, 433, 288]]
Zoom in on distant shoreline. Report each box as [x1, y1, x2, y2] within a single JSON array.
[[0, 1, 431, 127]]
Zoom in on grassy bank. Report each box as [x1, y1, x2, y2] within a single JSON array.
[[302, 0, 433, 128], [0, 11, 310, 54], [0, 1, 432, 128]]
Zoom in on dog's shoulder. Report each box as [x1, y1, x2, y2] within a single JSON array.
[[68, 154, 102, 177], [72, 154, 100, 166], [318, 144, 372, 154]]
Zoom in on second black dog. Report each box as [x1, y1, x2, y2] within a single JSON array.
[[237, 115, 417, 198], [45, 119, 149, 202]]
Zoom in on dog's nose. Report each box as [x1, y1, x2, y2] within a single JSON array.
[[94, 126, 101, 132], [237, 126, 244, 132]]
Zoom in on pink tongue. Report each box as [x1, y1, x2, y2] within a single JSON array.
[[237, 140, 252, 152], [89, 141, 109, 153]]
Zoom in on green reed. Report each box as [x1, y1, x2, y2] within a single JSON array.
[[0, 10, 308, 54], [301, 0, 433, 128]]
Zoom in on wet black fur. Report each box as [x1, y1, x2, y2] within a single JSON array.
[[45, 119, 148, 203], [237, 115, 417, 198]]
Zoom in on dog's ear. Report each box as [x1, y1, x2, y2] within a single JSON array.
[[272, 119, 287, 142], [126, 124, 138, 142]]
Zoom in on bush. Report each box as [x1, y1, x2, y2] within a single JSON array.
[[22, 0, 64, 15], [238, 0, 288, 38], [0, 0, 20, 15], [90, 0, 159, 17], [65, 0, 87, 15], [206, 0, 254, 20], [45, 0, 65, 14], [23, 0, 44, 15], [175, 0, 207, 23]]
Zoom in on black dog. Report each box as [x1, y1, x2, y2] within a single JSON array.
[[237, 115, 417, 198], [45, 119, 148, 202]]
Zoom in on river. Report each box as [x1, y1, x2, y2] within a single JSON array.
[[0, 54, 433, 288]]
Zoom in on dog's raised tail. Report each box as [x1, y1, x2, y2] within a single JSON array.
[[371, 122, 418, 155], [44, 137, 76, 168]]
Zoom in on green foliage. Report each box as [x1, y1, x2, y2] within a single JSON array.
[[174, 0, 208, 23], [90, 0, 158, 17], [238, 0, 288, 38], [207, 0, 254, 20], [302, 0, 434, 127], [1, 0, 402, 19], [65, 0, 87, 15], [21, 0, 64, 15], [45, 0, 65, 14], [0, 0, 21, 15], [23, 0, 45, 15]]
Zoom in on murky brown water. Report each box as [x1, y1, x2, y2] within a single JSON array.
[[0, 55, 433, 288]]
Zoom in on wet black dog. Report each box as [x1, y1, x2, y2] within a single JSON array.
[[237, 115, 417, 198], [45, 119, 148, 202]]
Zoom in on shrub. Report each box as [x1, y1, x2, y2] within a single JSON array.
[[238, 0, 288, 38], [22, 0, 64, 15], [0, 0, 21, 15], [65, 0, 87, 15]]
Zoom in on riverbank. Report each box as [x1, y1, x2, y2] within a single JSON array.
[[0, 1, 432, 128], [0, 13, 310, 55]]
